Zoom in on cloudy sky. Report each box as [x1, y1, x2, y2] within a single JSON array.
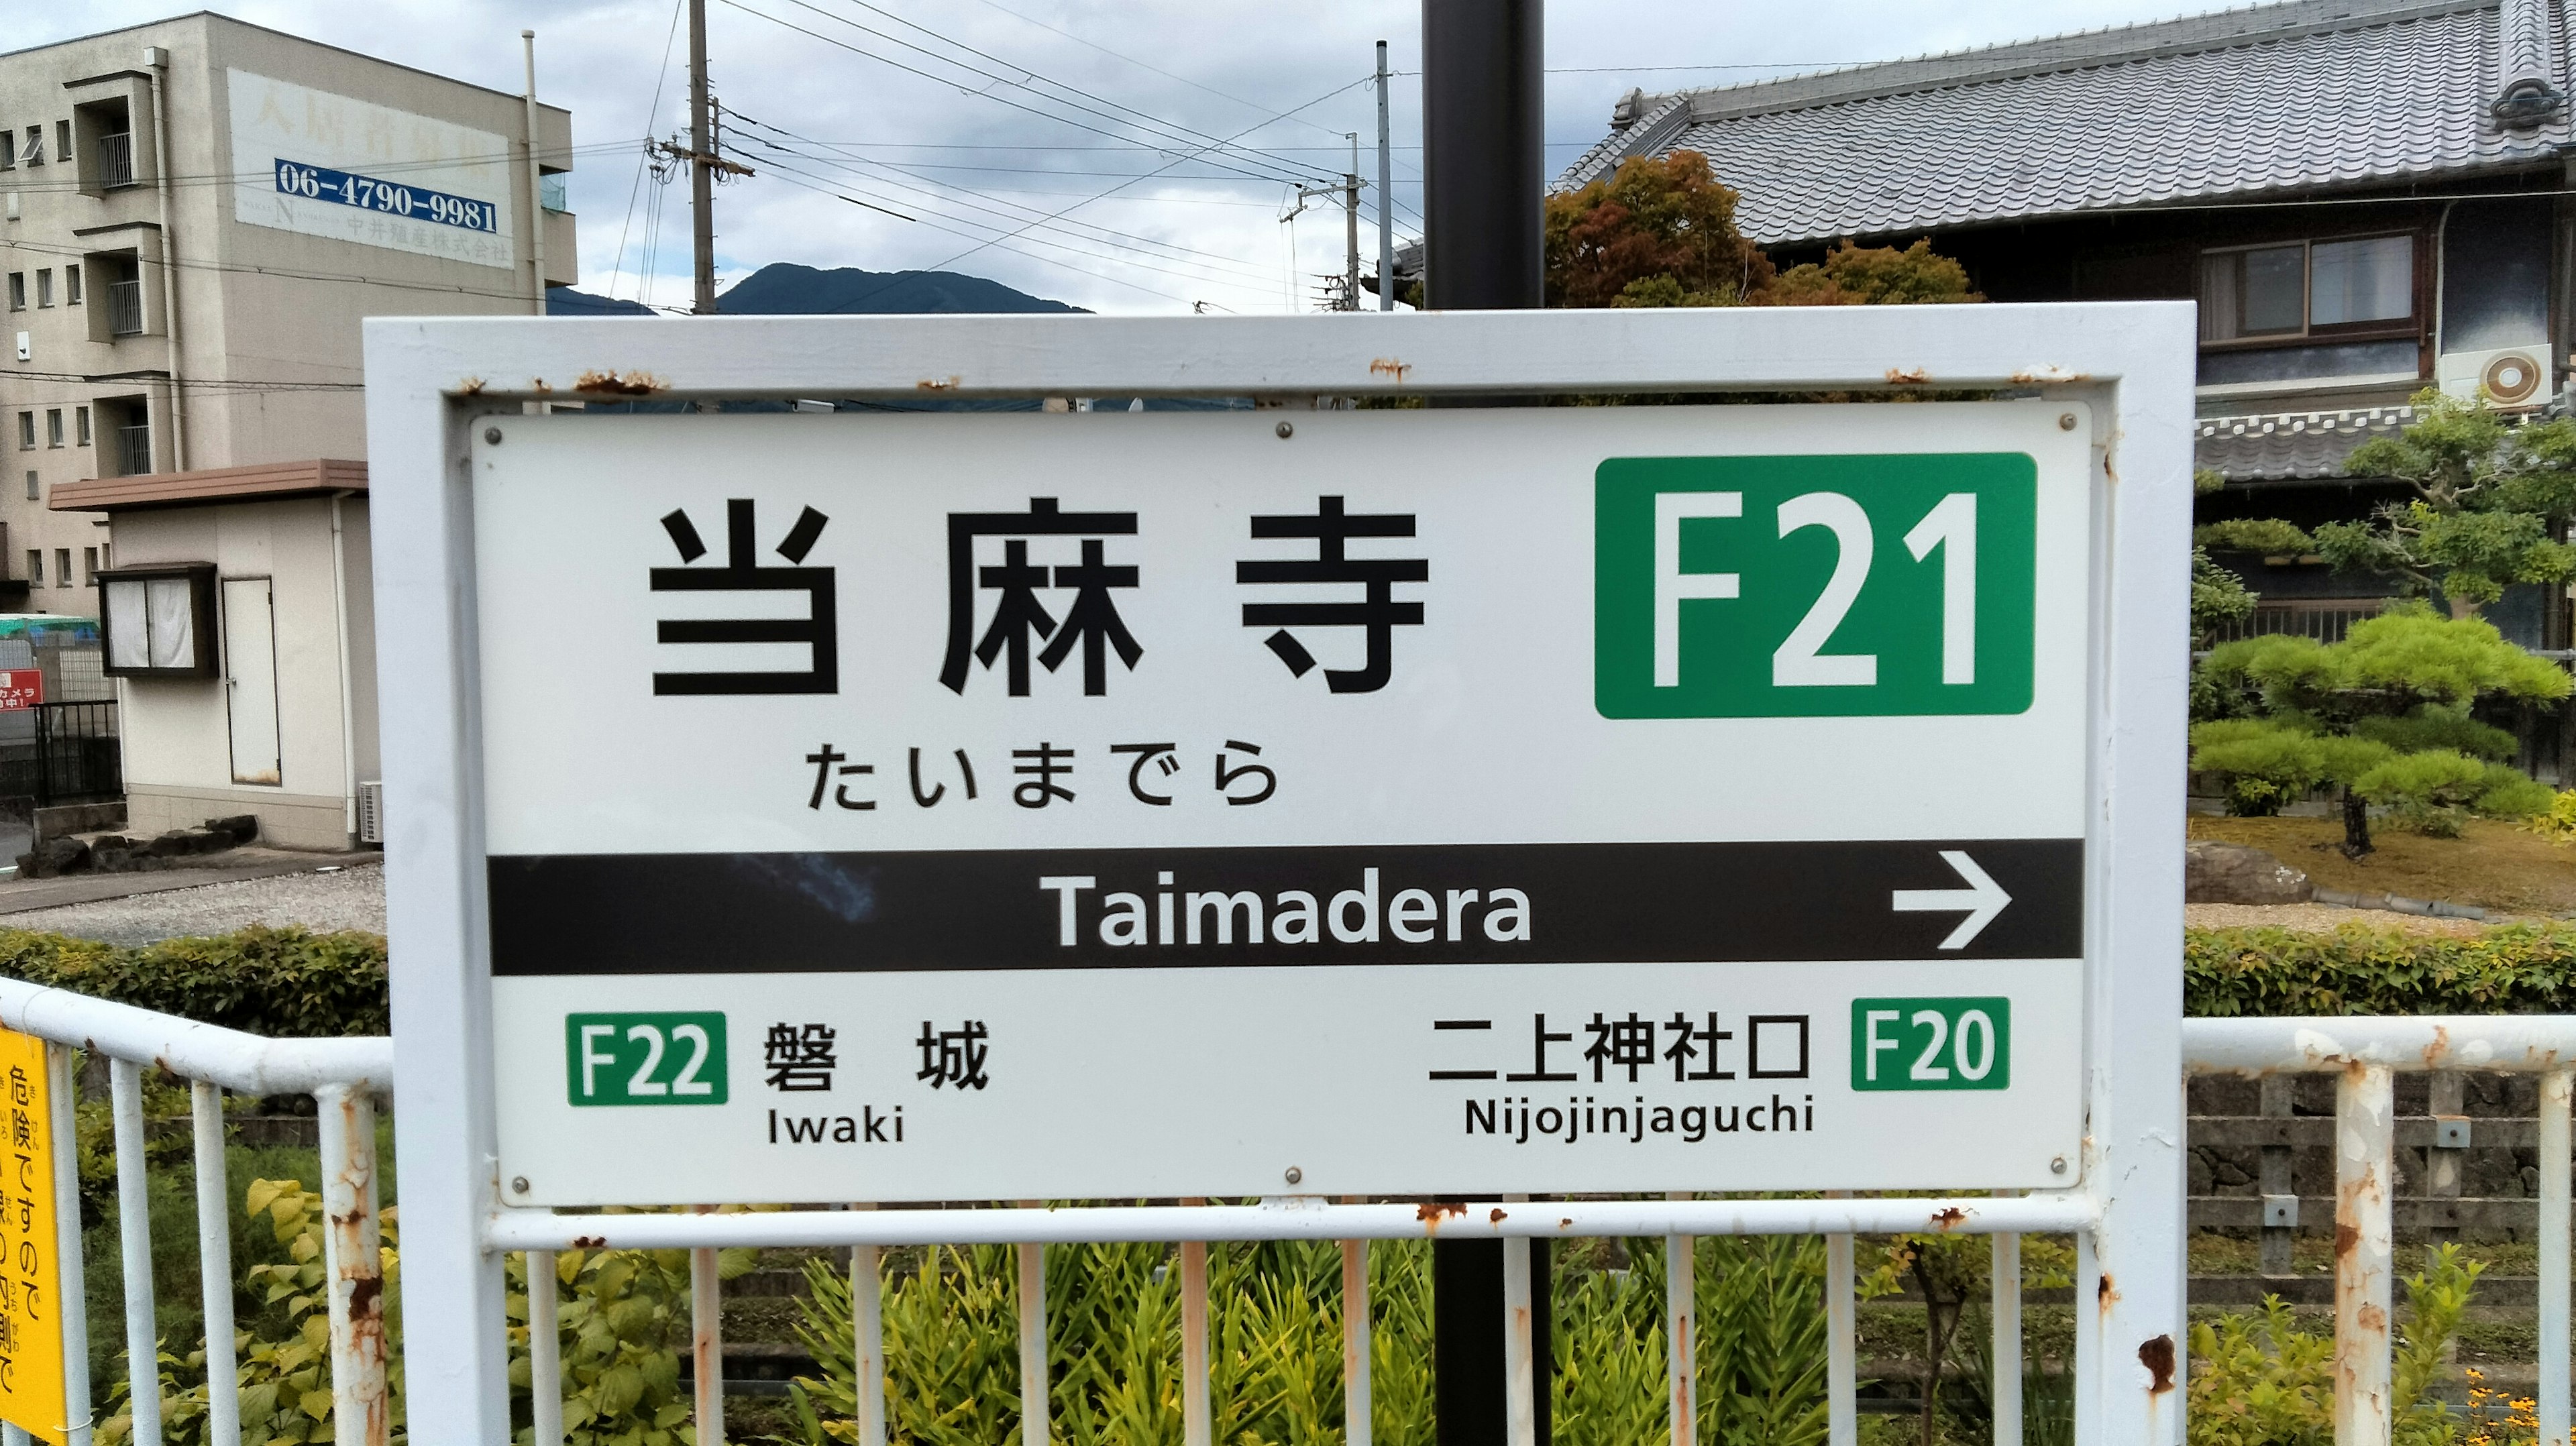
[[31, 0, 2198, 313]]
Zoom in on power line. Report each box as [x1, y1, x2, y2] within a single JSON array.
[[0, 140, 640, 196], [952, 0, 1360, 144], [721, 0, 1323, 190], [0, 235, 538, 304], [4, 369, 363, 394], [741, 142, 1281, 294], [732, 115, 1282, 280], [798, 73, 1368, 315], [612, 0, 693, 302], [807, 0, 1333, 186]]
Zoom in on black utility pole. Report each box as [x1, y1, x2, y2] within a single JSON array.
[[1421, 0, 1544, 310], [1421, 0, 1550, 1441]]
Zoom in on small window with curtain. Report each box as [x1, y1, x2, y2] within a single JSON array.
[[64, 264, 80, 305], [99, 563, 218, 677], [25, 551, 39, 587], [43, 410, 59, 448], [74, 407, 88, 447], [81, 547, 96, 583], [2200, 234, 2417, 343], [54, 549, 70, 590], [33, 271, 50, 309], [13, 413, 28, 450]]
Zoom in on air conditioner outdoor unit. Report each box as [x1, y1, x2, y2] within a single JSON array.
[[356, 780, 384, 845], [2436, 345, 2551, 408]]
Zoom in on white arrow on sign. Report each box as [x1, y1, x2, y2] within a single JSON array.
[[1890, 850, 2013, 950]]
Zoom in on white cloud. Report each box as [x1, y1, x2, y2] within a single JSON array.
[[25, 0, 2194, 314]]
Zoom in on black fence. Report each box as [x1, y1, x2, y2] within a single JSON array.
[[0, 702, 121, 808]]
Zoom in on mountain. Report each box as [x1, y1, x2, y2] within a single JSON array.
[[545, 287, 657, 317], [716, 262, 1085, 315]]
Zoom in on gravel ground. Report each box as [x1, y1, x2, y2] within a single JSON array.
[[5, 861, 385, 946], [2185, 900, 2511, 936]]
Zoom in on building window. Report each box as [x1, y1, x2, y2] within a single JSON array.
[[2201, 234, 2417, 343], [5, 274, 20, 312], [13, 413, 29, 450], [21, 126, 40, 166], [64, 264, 80, 305], [44, 410, 60, 448], [81, 547, 97, 583], [74, 407, 89, 447], [0, 129, 12, 172], [33, 271, 50, 309], [25, 551, 40, 587], [54, 550, 70, 590], [54, 121, 69, 168], [20, 471, 32, 502]]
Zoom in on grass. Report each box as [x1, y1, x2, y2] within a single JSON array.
[[2187, 815, 2576, 915]]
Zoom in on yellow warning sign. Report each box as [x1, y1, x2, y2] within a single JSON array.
[[0, 1027, 66, 1443]]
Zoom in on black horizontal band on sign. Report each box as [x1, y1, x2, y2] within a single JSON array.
[[486, 840, 2084, 975]]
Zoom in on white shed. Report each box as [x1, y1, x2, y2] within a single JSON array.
[[50, 459, 374, 850]]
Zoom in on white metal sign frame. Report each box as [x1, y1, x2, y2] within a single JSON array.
[[368, 303, 2194, 1446]]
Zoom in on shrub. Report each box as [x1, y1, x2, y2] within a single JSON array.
[[2185, 1245, 2478, 1446], [2183, 924, 2576, 1017], [0, 926, 387, 1038], [2526, 789, 2576, 844], [2353, 749, 2553, 836], [2193, 519, 2314, 556]]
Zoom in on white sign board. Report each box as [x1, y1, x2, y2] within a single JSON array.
[[227, 70, 517, 271], [474, 400, 2093, 1206]]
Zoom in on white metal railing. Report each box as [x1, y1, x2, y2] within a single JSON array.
[[0, 983, 2567, 1446], [0, 977, 388, 1446]]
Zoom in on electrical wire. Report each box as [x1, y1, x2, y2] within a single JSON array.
[[953, 0, 1360, 143], [714, 0, 1330, 190], [611, 0, 693, 302], [743, 146, 1281, 295], [804, 0, 1332, 186], [806, 73, 1373, 315], [732, 115, 1281, 280]]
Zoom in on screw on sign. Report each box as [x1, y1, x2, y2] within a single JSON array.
[[0, 673, 43, 711]]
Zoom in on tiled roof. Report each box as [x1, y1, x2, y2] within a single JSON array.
[[2194, 406, 2418, 480], [1558, 0, 2572, 246]]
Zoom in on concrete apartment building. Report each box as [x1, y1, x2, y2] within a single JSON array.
[[1, 13, 576, 846]]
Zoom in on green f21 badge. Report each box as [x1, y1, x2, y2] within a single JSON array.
[[1595, 454, 2037, 718]]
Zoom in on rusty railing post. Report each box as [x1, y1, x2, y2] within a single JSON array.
[[1180, 1204, 1210, 1446], [1341, 1229, 1371, 1446], [2334, 1062, 2394, 1446], [1666, 1191, 1694, 1446], [849, 1204, 883, 1446], [691, 1204, 724, 1446], [315, 1081, 388, 1446]]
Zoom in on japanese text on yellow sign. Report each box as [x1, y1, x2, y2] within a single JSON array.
[[0, 1028, 65, 1443]]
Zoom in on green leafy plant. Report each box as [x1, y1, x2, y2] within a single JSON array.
[[99, 1176, 405, 1445], [2184, 1245, 2480, 1446], [508, 1238, 756, 1446], [780, 1233, 1831, 1446], [2522, 789, 2576, 844], [2191, 547, 2257, 649]]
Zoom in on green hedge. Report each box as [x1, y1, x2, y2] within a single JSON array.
[[2184, 922, 2576, 1017], [0, 922, 2571, 1039], [0, 926, 388, 1037]]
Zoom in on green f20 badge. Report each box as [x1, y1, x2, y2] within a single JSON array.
[[1595, 454, 2037, 718]]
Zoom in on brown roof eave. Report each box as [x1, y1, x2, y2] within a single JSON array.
[[48, 458, 367, 514]]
